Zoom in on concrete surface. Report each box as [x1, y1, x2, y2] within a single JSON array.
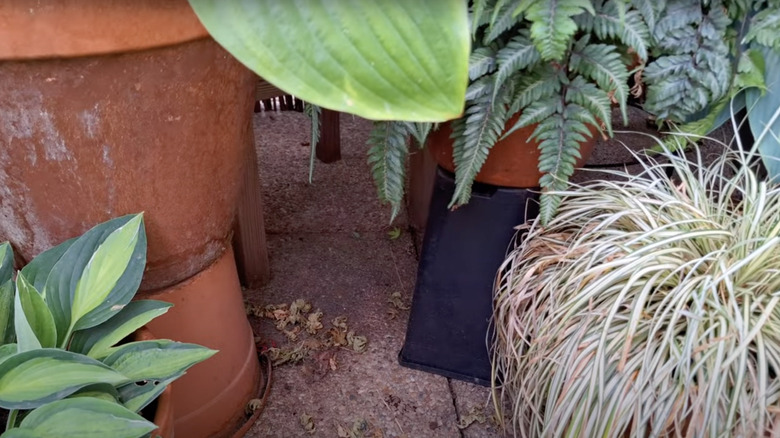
[[242, 108, 730, 437]]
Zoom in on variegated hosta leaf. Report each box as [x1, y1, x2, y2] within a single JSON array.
[[101, 340, 216, 382], [188, 0, 470, 122], [0, 280, 14, 346], [118, 374, 180, 413], [14, 273, 56, 351], [6, 397, 155, 438], [0, 349, 128, 409], [367, 121, 411, 221], [69, 300, 172, 359], [0, 243, 12, 286], [44, 214, 147, 347], [20, 238, 75, 295]]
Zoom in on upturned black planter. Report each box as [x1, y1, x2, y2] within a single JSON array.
[[399, 167, 539, 386]]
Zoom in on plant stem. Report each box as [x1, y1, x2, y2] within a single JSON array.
[[6, 409, 17, 430], [59, 324, 75, 350]]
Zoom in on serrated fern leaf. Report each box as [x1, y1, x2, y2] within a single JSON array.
[[653, 0, 701, 43], [403, 122, 433, 148], [744, 7, 780, 50], [485, 0, 521, 43], [508, 64, 562, 115], [450, 80, 510, 207], [469, 46, 497, 80], [570, 43, 630, 122], [494, 32, 541, 95], [367, 122, 410, 221], [592, 2, 651, 60], [527, 0, 594, 61], [470, 0, 492, 37], [304, 103, 322, 183], [532, 103, 594, 225], [566, 76, 612, 135], [631, 0, 665, 31]]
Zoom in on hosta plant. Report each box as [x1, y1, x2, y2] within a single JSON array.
[[0, 214, 215, 438], [364, 0, 780, 225], [492, 131, 780, 436]]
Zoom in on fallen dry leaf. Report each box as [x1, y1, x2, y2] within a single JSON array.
[[305, 311, 324, 334], [388, 292, 409, 310], [328, 327, 348, 347], [300, 413, 316, 434], [347, 330, 368, 353], [245, 398, 263, 415], [332, 316, 348, 329], [456, 406, 487, 430]]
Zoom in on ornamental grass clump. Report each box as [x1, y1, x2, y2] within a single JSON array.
[[493, 135, 780, 437]]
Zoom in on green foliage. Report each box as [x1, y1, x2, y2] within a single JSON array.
[[0, 215, 214, 438], [367, 122, 411, 221], [188, 0, 470, 122], [526, 0, 594, 61]]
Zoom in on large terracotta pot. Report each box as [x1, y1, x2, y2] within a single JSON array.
[[0, 2, 260, 437], [427, 114, 598, 188], [0, 1, 251, 291]]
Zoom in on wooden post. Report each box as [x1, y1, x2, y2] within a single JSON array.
[[407, 147, 438, 231], [232, 128, 271, 288], [316, 108, 341, 163]]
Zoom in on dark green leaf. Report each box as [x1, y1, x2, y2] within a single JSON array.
[[0, 281, 15, 345], [0, 243, 12, 286], [20, 238, 75, 294]]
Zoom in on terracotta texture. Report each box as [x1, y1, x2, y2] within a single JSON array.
[[0, 37, 256, 290], [142, 247, 260, 438], [0, 0, 208, 60], [136, 327, 176, 438], [427, 115, 598, 188]]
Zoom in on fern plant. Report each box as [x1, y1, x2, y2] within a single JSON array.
[[361, 0, 780, 225]]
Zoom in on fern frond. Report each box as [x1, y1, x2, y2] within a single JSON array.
[[450, 78, 511, 207], [469, 45, 498, 80], [507, 64, 563, 117], [367, 121, 411, 221], [403, 122, 433, 148], [570, 42, 630, 122], [304, 103, 322, 183], [653, 0, 701, 43], [470, 0, 492, 37], [526, 0, 594, 61], [466, 75, 495, 101], [532, 102, 595, 225], [494, 31, 541, 96], [485, 0, 521, 43], [744, 6, 780, 50], [566, 76, 612, 136], [592, 1, 652, 60], [631, 0, 665, 32]]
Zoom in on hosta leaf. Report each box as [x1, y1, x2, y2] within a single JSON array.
[[188, 0, 470, 122], [11, 397, 155, 438], [0, 243, 12, 285], [68, 383, 120, 404], [69, 300, 172, 359], [14, 274, 56, 351], [367, 121, 411, 221], [0, 349, 128, 409], [0, 281, 14, 345], [45, 215, 146, 346], [20, 238, 75, 294], [0, 344, 16, 366], [527, 0, 594, 61], [102, 340, 216, 382], [747, 48, 780, 182], [118, 374, 179, 413]]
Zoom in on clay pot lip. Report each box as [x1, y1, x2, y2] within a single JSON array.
[[0, 1, 209, 60]]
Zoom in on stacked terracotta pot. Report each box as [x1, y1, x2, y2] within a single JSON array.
[[0, 1, 260, 437]]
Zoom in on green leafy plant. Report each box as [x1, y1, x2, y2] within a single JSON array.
[[492, 127, 780, 435], [364, 0, 780, 225], [0, 214, 215, 438], [187, 0, 470, 122]]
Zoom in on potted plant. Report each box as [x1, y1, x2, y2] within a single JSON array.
[[493, 124, 780, 435], [0, 214, 213, 438]]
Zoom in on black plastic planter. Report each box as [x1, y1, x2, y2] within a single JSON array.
[[399, 167, 539, 386]]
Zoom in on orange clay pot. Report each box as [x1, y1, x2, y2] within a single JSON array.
[[427, 114, 598, 188], [0, 0, 254, 291], [135, 327, 176, 438], [142, 246, 260, 438]]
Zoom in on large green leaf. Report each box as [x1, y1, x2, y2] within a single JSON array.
[[69, 301, 172, 358], [44, 215, 147, 347], [14, 274, 56, 351], [5, 397, 155, 438], [0, 243, 12, 285], [68, 383, 120, 404], [118, 374, 180, 413], [102, 340, 216, 381], [0, 349, 129, 409], [20, 238, 75, 295], [0, 344, 16, 366], [0, 281, 15, 345], [188, 0, 469, 122], [747, 48, 780, 182]]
